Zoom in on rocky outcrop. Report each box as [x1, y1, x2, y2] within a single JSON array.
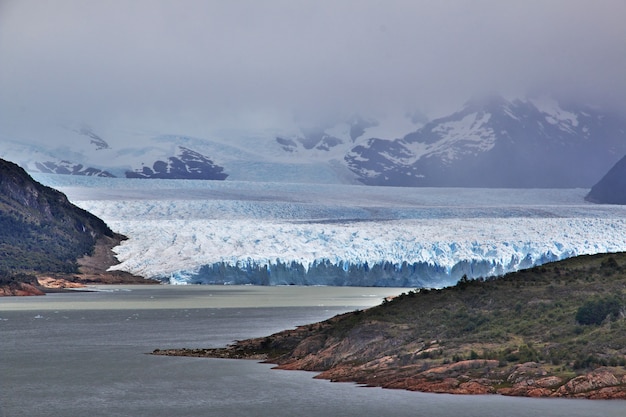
[[554, 369, 626, 399], [0, 280, 45, 296], [153, 312, 626, 398], [155, 338, 626, 399]]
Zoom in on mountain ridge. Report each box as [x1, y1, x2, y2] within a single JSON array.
[[348, 96, 626, 187], [2, 95, 625, 187]]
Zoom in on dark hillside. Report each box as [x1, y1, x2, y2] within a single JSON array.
[[0, 158, 115, 273], [586, 154, 626, 204]]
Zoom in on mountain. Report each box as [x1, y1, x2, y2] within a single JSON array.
[[0, 125, 229, 180], [0, 158, 116, 274], [0, 113, 423, 184], [35, 160, 115, 177], [275, 115, 382, 153], [586, 154, 626, 204], [156, 252, 626, 399], [346, 96, 626, 187], [1, 96, 624, 187], [126, 146, 228, 180]]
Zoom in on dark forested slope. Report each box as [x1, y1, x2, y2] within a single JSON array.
[[0, 158, 116, 273]]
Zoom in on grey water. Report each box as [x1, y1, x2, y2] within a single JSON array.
[[1, 286, 624, 417]]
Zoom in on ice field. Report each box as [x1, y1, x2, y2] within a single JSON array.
[[37, 175, 626, 287]]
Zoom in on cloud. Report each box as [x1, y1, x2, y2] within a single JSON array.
[[1, 0, 625, 132]]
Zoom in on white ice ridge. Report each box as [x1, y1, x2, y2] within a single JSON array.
[[70, 194, 626, 288], [44, 176, 626, 288], [97, 217, 625, 287]]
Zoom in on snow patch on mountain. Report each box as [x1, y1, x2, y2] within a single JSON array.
[[404, 111, 495, 164], [348, 96, 626, 187], [35, 160, 114, 177], [353, 113, 420, 141], [126, 146, 228, 180], [529, 96, 579, 130]]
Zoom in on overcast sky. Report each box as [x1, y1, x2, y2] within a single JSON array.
[[1, 0, 625, 132]]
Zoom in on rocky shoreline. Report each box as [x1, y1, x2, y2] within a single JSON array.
[[0, 279, 45, 296], [153, 331, 626, 400]]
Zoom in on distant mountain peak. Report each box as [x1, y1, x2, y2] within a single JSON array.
[[126, 146, 228, 180], [35, 160, 115, 177], [346, 96, 626, 187]]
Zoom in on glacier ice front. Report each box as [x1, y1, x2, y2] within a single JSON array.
[[102, 217, 625, 288], [39, 175, 626, 288]]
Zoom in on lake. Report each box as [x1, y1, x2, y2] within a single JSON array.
[[1, 285, 624, 416]]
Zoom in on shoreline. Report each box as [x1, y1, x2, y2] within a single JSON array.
[[153, 339, 626, 400]]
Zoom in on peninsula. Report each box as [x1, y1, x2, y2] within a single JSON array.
[[155, 252, 626, 399]]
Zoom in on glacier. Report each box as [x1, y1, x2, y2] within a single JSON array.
[[35, 174, 626, 288]]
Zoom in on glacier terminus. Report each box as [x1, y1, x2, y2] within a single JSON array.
[[37, 175, 626, 288]]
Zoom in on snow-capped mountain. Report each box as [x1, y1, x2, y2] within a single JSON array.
[[0, 124, 230, 180], [1, 96, 624, 187], [276, 115, 380, 154], [274, 113, 423, 160], [346, 96, 626, 187], [35, 160, 115, 177], [0, 112, 423, 184], [126, 146, 227, 180]]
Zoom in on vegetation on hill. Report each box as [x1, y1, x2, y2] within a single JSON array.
[[0, 158, 116, 274], [156, 252, 626, 398]]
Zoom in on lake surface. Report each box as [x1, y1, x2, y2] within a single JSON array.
[[1, 286, 624, 416]]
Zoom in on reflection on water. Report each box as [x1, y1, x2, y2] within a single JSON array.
[[1, 286, 624, 417]]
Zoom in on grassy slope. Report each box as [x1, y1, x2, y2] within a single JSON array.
[[353, 253, 626, 368]]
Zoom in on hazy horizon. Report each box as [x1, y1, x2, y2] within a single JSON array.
[[2, 0, 625, 138]]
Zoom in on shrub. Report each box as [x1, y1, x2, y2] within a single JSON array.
[[575, 296, 622, 325]]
